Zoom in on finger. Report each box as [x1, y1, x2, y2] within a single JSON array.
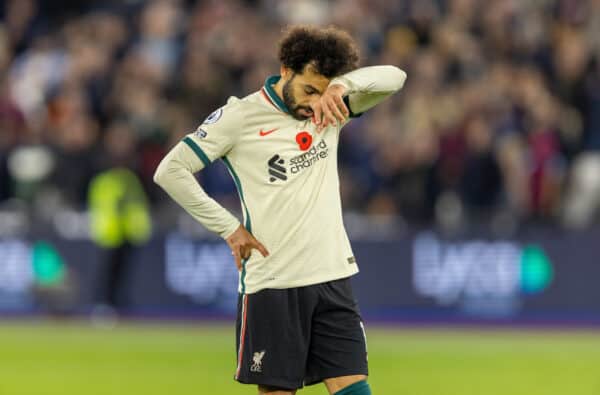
[[328, 99, 346, 123], [321, 116, 328, 128], [232, 248, 242, 271], [313, 100, 327, 133], [311, 102, 322, 125], [240, 246, 251, 260], [322, 103, 337, 126], [251, 238, 270, 258], [333, 94, 349, 117], [320, 102, 330, 126], [327, 102, 338, 124]]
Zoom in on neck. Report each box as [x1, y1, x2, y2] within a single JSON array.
[[273, 78, 286, 103]]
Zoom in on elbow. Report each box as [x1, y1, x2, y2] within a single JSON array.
[[153, 160, 167, 187], [391, 66, 407, 91]]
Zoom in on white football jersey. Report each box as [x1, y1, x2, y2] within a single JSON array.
[[184, 76, 358, 294]]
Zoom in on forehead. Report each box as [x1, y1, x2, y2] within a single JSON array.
[[294, 65, 330, 90]]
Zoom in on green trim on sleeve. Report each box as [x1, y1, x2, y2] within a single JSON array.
[[222, 156, 252, 294], [183, 137, 211, 167]]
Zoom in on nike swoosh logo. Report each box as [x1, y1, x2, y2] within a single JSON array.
[[259, 128, 279, 136]]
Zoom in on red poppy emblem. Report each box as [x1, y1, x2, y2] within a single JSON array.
[[296, 131, 312, 151]]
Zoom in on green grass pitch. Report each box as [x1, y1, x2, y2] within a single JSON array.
[[0, 321, 599, 395]]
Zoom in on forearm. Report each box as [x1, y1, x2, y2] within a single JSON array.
[[330, 65, 407, 114], [154, 142, 241, 239]]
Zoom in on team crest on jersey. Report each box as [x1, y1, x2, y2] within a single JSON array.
[[250, 350, 265, 372], [202, 108, 223, 124], [195, 128, 208, 139]]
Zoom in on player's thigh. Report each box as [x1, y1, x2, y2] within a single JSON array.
[[323, 374, 368, 395], [304, 278, 368, 385], [235, 289, 315, 390]]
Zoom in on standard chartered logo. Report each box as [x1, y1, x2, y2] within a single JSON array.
[[267, 140, 329, 182], [412, 233, 552, 314], [289, 139, 329, 174], [268, 154, 287, 182]]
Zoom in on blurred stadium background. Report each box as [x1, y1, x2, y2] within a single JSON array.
[[1, 0, 600, 394]]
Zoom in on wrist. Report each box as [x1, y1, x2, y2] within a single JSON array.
[[328, 79, 350, 95], [222, 221, 242, 240]]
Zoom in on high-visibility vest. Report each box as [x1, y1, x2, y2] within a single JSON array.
[[88, 168, 151, 248]]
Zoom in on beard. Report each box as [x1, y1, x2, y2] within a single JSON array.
[[282, 76, 313, 121]]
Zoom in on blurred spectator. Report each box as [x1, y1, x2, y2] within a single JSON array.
[[0, 0, 600, 230], [88, 167, 152, 313]]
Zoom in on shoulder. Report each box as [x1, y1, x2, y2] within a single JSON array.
[[197, 96, 246, 130], [215, 92, 266, 119], [196, 90, 270, 135], [225, 91, 272, 123], [237, 91, 272, 114]]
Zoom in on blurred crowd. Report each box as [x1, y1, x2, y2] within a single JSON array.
[[1, 0, 600, 231]]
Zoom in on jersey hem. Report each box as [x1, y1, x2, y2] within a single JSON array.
[[239, 268, 359, 295]]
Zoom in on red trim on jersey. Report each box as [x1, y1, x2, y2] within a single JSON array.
[[261, 88, 281, 112], [235, 295, 249, 379]]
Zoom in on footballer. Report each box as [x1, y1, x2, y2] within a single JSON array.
[[155, 25, 406, 395]]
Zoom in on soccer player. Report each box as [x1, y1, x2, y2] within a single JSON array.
[[154, 25, 406, 395]]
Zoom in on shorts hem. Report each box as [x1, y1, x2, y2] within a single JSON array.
[[235, 376, 303, 390]]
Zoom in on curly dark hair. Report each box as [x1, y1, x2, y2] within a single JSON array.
[[278, 25, 360, 78]]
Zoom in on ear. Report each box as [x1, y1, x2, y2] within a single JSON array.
[[280, 65, 292, 80]]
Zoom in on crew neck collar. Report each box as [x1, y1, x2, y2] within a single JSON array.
[[261, 75, 290, 114]]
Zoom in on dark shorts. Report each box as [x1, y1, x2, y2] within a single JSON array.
[[234, 277, 368, 390]]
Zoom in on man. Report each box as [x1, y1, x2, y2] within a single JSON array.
[[154, 25, 406, 395]]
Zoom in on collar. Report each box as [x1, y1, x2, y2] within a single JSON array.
[[261, 75, 290, 114]]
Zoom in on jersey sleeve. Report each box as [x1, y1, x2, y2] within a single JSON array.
[[154, 136, 241, 239], [331, 66, 407, 118], [183, 97, 244, 166]]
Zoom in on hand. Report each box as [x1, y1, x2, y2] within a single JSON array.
[[225, 225, 269, 271], [311, 84, 349, 132]]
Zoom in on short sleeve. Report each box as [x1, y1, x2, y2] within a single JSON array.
[[182, 98, 243, 166]]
